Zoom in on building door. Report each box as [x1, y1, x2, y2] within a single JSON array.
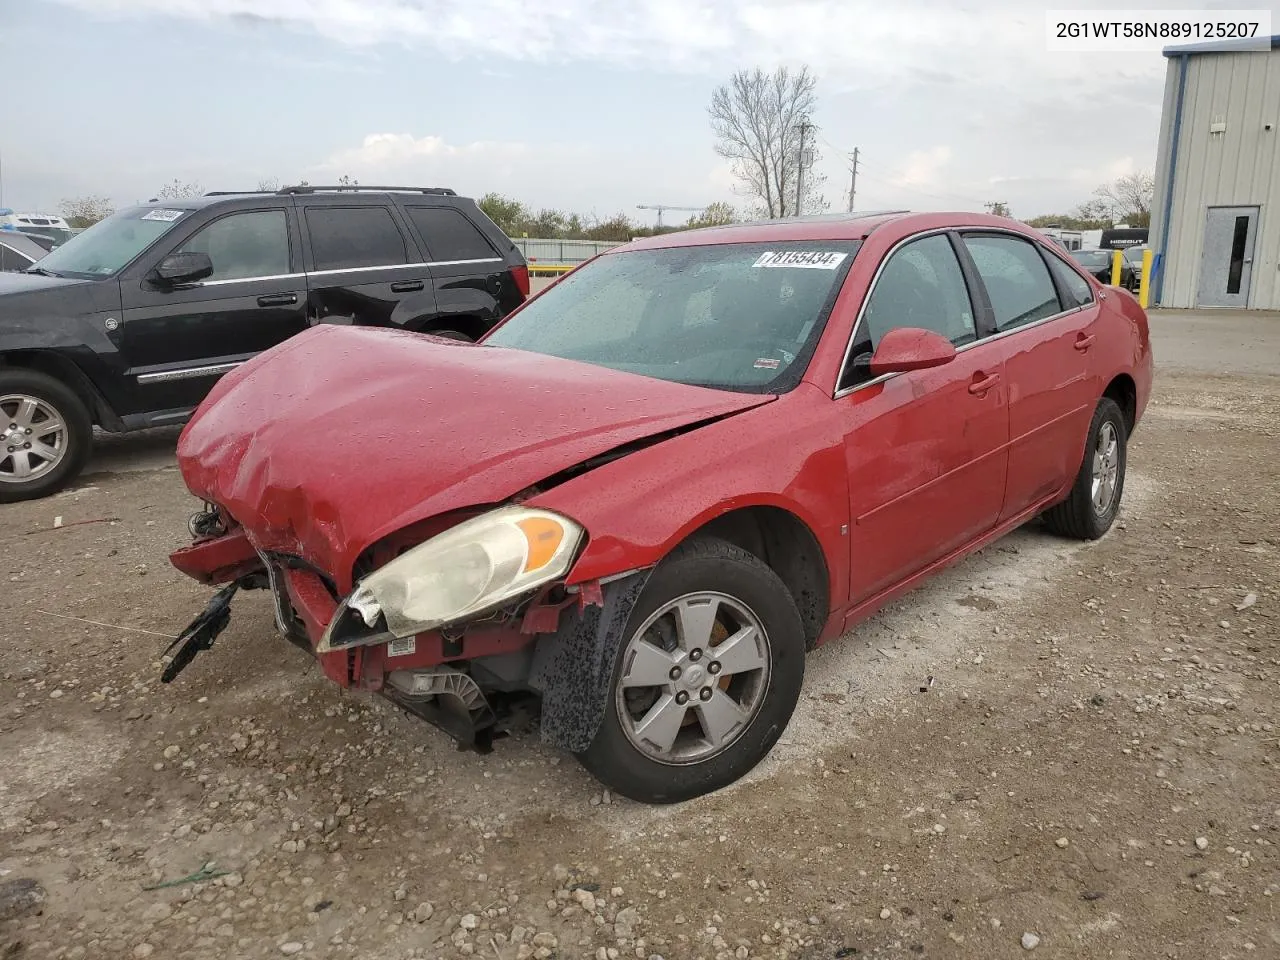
[[1197, 206, 1259, 308]]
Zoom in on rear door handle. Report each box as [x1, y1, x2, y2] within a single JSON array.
[[1074, 333, 1096, 351], [391, 280, 424, 293], [968, 372, 1000, 396], [257, 293, 298, 307]]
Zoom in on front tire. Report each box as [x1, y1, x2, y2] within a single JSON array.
[[575, 536, 805, 804], [1043, 397, 1127, 540], [0, 369, 93, 503]]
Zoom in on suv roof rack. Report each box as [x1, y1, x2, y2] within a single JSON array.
[[277, 185, 458, 196], [203, 190, 278, 197]]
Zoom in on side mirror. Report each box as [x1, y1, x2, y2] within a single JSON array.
[[154, 251, 213, 286], [869, 327, 956, 376]]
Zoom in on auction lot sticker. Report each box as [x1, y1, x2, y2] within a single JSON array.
[[752, 250, 848, 269]]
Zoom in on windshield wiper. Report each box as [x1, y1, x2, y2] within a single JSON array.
[[25, 266, 61, 278]]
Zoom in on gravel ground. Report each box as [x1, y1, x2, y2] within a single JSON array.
[[2, 312, 1278, 960]]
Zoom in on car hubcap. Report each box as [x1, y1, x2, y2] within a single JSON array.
[[615, 591, 771, 765], [0, 395, 68, 484], [1090, 420, 1120, 514]]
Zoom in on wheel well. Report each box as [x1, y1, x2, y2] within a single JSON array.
[[1103, 374, 1136, 435], [415, 315, 488, 341], [691, 506, 830, 650], [0, 350, 113, 428]]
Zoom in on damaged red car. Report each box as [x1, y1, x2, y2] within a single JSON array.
[[167, 211, 1153, 803]]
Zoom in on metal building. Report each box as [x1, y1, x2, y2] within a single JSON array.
[[1151, 35, 1280, 309]]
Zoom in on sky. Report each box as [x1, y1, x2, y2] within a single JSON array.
[[2, 0, 1274, 226]]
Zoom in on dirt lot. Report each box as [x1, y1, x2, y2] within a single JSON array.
[[3, 310, 1278, 960]]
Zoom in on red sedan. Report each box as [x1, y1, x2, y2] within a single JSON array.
[[167, 211, 1153, 803]]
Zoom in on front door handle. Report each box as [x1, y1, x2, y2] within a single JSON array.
[[257, 293, 298, 307], [968, 371, 1000, 396], [1073, 333, 1096, 351], [391, 280, 424, 293]]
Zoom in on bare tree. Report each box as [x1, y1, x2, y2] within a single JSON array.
[[154, 179, 204, 201], [1091, 171, 1154, 227], [58, 195, 114, 228], [709, 66, 827, 218], [257, 177, 280, 191]]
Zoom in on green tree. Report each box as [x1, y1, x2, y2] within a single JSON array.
[[1025, 213, 1111, 231], [685, 202, 738, 228], [478, 193, 529, 235], [583, 214, 634, 243], [58, 195, 114, 228]]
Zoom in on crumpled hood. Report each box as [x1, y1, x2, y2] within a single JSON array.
[[177, 324, 773, 588]]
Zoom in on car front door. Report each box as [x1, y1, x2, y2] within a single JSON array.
[[118, 205, 308, 420], [958, 233, 1101, 523], [838, 231, 1009, 606], [298, 201, 438, 329]]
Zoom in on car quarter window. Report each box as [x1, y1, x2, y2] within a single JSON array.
[[175, 210, 290, 282], [305, 206, 408, 272], [962, 234, 1063, 331], [1045, 252, 1095, 307], [405, 206, 498, 262]]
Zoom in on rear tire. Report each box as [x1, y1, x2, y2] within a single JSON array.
[[1043, 397, 1127, 540], [0, 369, 93, 503], [575, 536, 805, 804]]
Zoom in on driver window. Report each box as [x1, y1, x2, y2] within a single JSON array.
[[175, 211, 290, 282], [842, 234, 976, 389]]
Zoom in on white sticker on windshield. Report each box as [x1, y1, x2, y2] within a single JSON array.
[[141, 208, 186, 222], [752, 250, 847, 270]]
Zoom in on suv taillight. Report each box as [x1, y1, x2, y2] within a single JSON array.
[[511, 264, 530, 299]]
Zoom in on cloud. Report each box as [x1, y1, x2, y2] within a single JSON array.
[[308, 133, 734, 215]]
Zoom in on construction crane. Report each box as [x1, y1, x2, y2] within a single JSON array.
[[636, 204, 705, 228]]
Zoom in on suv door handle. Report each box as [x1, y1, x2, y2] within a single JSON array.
[[1074, 333, 1096, 351], [257, 293, 298, 307], [968, 371, 1000, 396], [391, 280, 424, 293]]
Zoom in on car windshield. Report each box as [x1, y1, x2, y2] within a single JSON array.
[[1071, 250, 1111, 266], [1123, 246, 1147, 262], [483, 240, 861, 393], [33, 206, 193, 279]]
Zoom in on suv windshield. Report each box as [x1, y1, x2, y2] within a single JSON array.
[[33, 206, 193, 279], [483, 240, 860, 393]]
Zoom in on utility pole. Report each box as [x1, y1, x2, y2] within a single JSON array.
[[846, 147, 860, 213], [794, 119, 813, 217]]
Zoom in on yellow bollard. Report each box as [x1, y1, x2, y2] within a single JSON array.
[[1138, 249, 1154, 308], [1110, 249, 1124, 287]]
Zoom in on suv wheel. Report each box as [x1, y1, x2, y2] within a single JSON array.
[[574, 536, 805, 804], [0, 369, 93, 503]]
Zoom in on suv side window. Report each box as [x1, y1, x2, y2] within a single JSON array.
[[175, 210, 290, 282], [1045, 252, 1095, 307], [841, 233, 976, 389], [962, 235, 1063, 331], [406, 206, 499, 262], [306, 206, 408, 271]]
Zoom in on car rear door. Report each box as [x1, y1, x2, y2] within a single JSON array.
[[837, 231, 1009, 604], [117, 203, 308, 419], [957, 233, 1102, 524], [297, 198, 438, 329], [399, 203, 518, 338]]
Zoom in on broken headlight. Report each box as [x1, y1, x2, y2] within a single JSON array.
[[319, 506, 584, 652]]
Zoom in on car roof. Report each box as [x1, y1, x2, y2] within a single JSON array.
[[619, 211, 1041, 251]]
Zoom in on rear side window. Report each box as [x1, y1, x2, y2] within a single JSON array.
[[306, 206, 408, 271], [1046, 253, 1095, 307], [963, 235, 1063, 332], [406, 207, 498, 262]]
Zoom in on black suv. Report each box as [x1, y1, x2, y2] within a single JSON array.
[[0, 185, 529, 502]]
